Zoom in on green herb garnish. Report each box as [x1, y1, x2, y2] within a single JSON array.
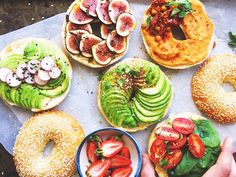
[[117, 78, 125, 87], [166, 0, 192, 18], [146, 16, 152, 27], [229, 32, 236, 47], [89, 135, 102, 143], [159, 159, 169, 167]]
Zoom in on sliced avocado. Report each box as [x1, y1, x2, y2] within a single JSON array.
[[0, 54, 25, 70]]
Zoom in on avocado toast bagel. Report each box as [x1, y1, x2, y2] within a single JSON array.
[[97, 58, 173, 132], [0, 38, 72, 112], [148, 113, 221, 177]]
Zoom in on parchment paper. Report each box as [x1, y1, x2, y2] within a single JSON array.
[[0, 0, 236, 158]]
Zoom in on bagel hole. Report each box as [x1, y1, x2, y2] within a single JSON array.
[[221, 82, 235, 92], [171, 26, 186, 40], [43, 140, 55, 157]]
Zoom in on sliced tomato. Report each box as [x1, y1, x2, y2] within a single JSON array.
[[169, 134, 187, 150], [188, 134, 205, 158], [155, 127, 179, 142], [161, 149, 183, 170], [172, 118, 195, 134], [149, 138, 166, 163]]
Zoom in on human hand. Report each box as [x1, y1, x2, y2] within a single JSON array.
[[141, 153, 156, 177]]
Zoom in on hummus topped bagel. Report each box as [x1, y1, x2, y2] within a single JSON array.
[[0, 38, 72, 112], [98, 58, 173, 132], [148, 113, 221, 177], [64, 0, 136, 68], [141, 0, 215, 69]]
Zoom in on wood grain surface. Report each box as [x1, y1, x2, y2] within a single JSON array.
[[0, 0, 74, 35]]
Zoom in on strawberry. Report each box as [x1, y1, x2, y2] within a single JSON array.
[[104, 170, 112, 177], [96, 140, 124, 158], [107, 135, 122, 141], [119, 147, 130, 159], [86, 159, 111, 177], [87, 141, 98, 163], [110, 155, 132, 168], [111, 166, 133, 177]]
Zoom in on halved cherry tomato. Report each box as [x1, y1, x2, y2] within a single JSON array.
[[149, 138, 166, 163], [161, 149, 183, 170], [169, 134, 187, 150], [188, 134, 205, 158], [155, 127, 179, 141], [172, 118, 195, 134]]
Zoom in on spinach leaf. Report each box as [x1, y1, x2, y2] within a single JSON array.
[[229, 31, 236, 47], [166, 0, 192, 18], [198, 148, 212, 168], [146, 16, 152, 27]]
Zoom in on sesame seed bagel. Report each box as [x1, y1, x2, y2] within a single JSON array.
[[192, 54, 236, 123], [13, 110, 85, 177]]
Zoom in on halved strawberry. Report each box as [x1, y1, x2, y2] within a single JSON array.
[[111, 166, 133, 177], [107, 135, 122, 141], [96, 140, 124, 158], [104, 170, 112, 177], [110, 155, 132, 168], [86, 159, 111, 177], [119, 147, 130, 159], [87, 141, 98, 163]]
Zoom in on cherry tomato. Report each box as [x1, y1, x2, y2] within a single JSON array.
[[188, 134, 205, 158], [150, 138, 166, 163], [162, 149, 183, 170], [172, 118, 195, 134], [155, 127, 179, 142], [169, 134, 187, 150]]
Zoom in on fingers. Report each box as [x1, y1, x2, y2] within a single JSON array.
[[229, 156, 236, 177], [202, 151, 232, 177], [141, 153, 156, 177], [222, 137, 233, 153]]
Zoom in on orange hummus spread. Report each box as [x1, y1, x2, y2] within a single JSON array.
[[141, 0, 214, 69]]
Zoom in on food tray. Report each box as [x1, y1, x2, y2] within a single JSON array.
[[0, 0, 236, 160]]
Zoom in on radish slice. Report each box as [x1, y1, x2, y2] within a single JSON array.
[[6, 72, 21, 87], [34, 74, 48, 86], [16, 64, 27, 79], [49, 67, 61, 79], [38, 70, 50, 81], [24, 70, 35, 84], [0, 68, 12, 82], [41, 57, 55, 71], [27, 59, 40, 74]]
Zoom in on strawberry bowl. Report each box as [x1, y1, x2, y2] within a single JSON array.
[[76, 127, 142, 177]]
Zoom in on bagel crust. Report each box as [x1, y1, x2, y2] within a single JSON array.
[[13, 111, 85, 177], [192, 54, 236, 123], [141, 0, 214, 69]]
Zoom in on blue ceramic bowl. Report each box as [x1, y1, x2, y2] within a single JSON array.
[[76, 127, 142, 177]]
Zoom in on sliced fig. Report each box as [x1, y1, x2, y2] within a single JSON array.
[[108, 0, 130, 23], [71, 29, 89, 41], [0, 68, 13, 82], [38, 70, 50, 81], [27, 59, 40, 74], [24, 70, 35, 84], [92, 40, 114, 65], [65, 33, 80, 54], [6, 72, 21, 87], [69, 4, 93, 25], [107, 30, 126, 53], [96, 0, 112, 25], [41, 57, 55, 71], [66, 22, 93, 33], [80, 33, 102, 57], [116, 12, 136, 37], [16, 64, 27, 79], [34, 74, 48, 86], [100, 24, 115, 39], [80, 0, 99, 17], [49, 67, 61, 79]]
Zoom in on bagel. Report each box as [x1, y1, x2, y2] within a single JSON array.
[[141, 0, 214, 69], [192, 54, 236, 123], [97, 58, 173, 132], [148, 113, 220, 177], [0, 38, 72, 112], [63, 0, 136, 68], [13, 110, 85, 177]]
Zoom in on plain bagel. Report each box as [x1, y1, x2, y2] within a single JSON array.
[[13, 110, 84, 177], [192, 54, 236, 123], [141, 0, 215, 69]]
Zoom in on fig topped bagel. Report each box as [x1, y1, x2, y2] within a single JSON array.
[[64, 0, 136, 68], [141, 0, 214, 69], [148, 113, 221, 177], [98, 58, 173, 132], [0, 38, 72, 112]]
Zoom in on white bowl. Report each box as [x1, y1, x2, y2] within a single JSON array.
[[76, 127, 142, 177]]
